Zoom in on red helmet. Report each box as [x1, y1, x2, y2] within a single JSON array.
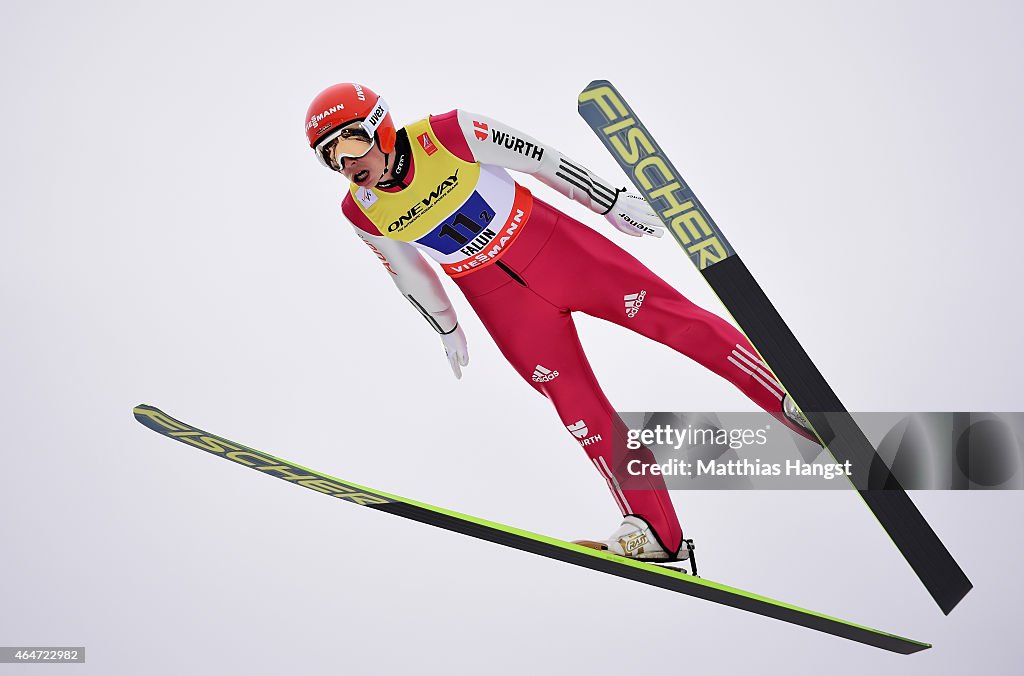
[[305, 83, 397, 170]]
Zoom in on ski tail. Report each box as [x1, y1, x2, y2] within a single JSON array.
[[133, 404, 930, 653], [577, 79, 971, 614], [704, 256, 972, 613]]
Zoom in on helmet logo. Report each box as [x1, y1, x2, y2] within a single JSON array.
[[361, 97, 390, 136], [367, 104, 385, 126], [307, 104, 345, 131]]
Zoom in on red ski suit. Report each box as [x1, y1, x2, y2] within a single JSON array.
[[342, 109, 803, 554]]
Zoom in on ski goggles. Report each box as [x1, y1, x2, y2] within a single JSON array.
[[314, 97, 390, 172]]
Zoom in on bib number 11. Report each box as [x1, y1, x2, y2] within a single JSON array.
[[438, 210, 493, 246]]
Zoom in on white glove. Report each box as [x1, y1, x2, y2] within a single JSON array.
[[440, 324, 470, 379], [604, 190, 666, 238]]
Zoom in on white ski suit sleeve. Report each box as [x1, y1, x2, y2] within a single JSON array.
[[352, 228, 459, 335], [453, 110, 623, 215]]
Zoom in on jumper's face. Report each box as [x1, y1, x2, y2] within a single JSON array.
[[338, 143, 388, 187], [318, 121, 388, 187]]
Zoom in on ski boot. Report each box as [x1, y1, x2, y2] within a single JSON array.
[[575, 516, 698, 575], [783, 393, 816, 438]]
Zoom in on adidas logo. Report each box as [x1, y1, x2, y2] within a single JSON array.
[[624, 290, 646, 318], [532, 365, 559, 382]]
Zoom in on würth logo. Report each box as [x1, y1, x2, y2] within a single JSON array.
[[567, 420, 603, 447], [624, 290, 646, 318], [418, 132, 438, 156], [490, 128, 544, 161], [472, 120, 489, 141], [567, 420, 589, 438], [532, 365, 559, 383]]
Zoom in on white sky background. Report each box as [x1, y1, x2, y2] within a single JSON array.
[[2, 0, 1022, 673]]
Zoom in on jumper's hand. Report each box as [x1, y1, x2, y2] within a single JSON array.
[[440, 324, 470, 379], [604, 191, 665, 238]]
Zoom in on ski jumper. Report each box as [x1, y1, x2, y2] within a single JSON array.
[[342, 110, 806, 554]]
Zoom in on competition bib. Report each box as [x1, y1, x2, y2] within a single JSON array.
[[349, 118, 533, 277]]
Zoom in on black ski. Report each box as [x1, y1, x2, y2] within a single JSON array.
[[578, 80, 971, 614], [133, 404, 929, 653]]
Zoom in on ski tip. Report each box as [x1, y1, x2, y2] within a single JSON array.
[[133, 404, 171, 428], [578, 79, 616, 105]]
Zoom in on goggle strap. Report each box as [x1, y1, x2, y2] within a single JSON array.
[[360, 96, 390, 137]]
